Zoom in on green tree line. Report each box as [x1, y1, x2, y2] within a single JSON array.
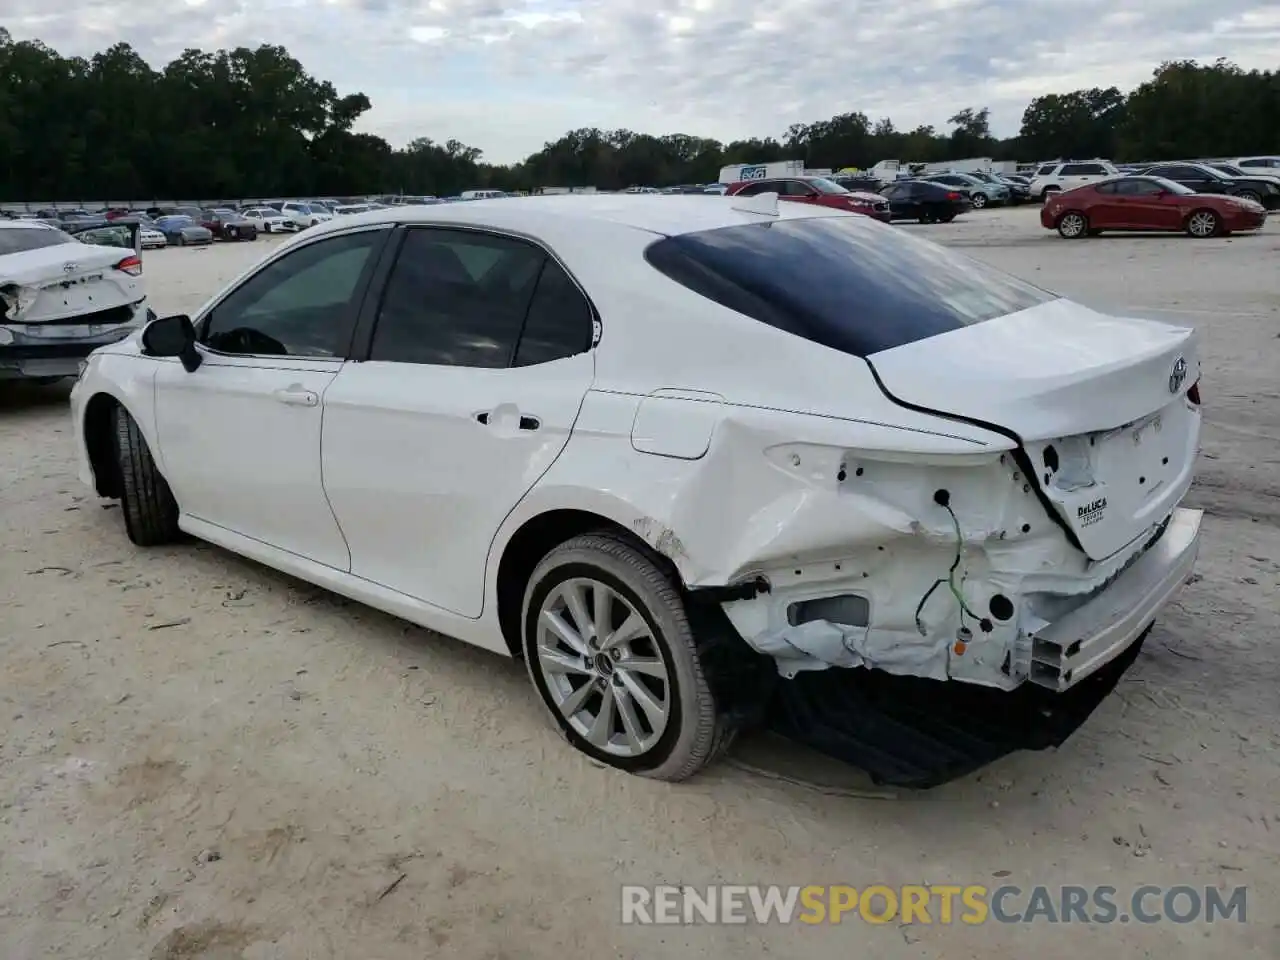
[[2, 27, 1277, 201]]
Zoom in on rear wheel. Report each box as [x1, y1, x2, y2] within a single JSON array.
[[970, 192, 987, 209], [522, 533, 738, 781], [1057, 211, 1088, 238], [113, 407, 180, 546], [1186, 209, 1220, 238]]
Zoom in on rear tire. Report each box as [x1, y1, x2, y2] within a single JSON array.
[[1186, 209, 1220, 238], [521, 532, 738, 781], [113, 406, 181, 546], [970, 192, 987, 209]]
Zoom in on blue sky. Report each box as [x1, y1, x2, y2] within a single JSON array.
[[6, 0, 1280, 163]]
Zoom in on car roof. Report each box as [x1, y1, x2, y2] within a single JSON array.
[[0, 220, 51, 230], [302, 193, 853, 242]]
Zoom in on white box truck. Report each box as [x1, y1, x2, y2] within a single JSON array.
[[717, 160, 805, 183]]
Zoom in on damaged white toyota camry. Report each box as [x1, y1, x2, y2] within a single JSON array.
[[69, 193, 1202, 785]]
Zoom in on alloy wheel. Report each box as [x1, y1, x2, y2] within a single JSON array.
[[1188, 211, 1217, 237], [1058, 213, 1086, 238], [534, 577, 671, 757], [971, 192, 986, 208]]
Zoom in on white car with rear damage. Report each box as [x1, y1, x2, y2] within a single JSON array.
[[68, 193, 1203, 785], [2, 220, 147, 383]]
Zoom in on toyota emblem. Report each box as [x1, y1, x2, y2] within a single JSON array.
[[1169, 356, 1188, 394]]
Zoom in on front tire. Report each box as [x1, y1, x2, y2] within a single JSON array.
[[522, 533, 733, 780], [1057, 211, 1088, 238], [970, 192, 987, 209], [113, 407, 180, 546], [1237, 189, 1261, 204], [1186, 209, 1220, 238]]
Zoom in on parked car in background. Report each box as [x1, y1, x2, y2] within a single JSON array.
[[200, 209, 259, 241], [991, 174, 1031, 203], [135, 216, 169, 250], [918, 172, 1009, 209], [71, 195, 1204, 786], [725, 176, 891, 221], [1231, 156, 1280, 172], [1136, 163, 1280, 211], [277, 201, 330, 228], [241, 207, 296, 233], [1204, 161, 1280, 186], [68, 223, 136, 249], [153, 215, 214, 246], [879, 180, 972, 223], [831, 174, 885, 193], [1041, 176, 1265, 238], [332, 204, 373, 216], [1, 220, 148, 383], [1028, 160, 1120, 200]]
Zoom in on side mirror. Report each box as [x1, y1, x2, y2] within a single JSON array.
[[141, 314, 202, 372]]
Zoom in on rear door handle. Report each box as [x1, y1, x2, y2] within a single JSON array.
[[273, 386, 318, 407]]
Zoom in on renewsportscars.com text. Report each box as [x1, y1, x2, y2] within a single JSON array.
[[620, 884, 1247, 925]]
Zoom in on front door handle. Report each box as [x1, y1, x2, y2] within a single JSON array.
[[273, 386, 318, 407], [518, 415, 540, 431]]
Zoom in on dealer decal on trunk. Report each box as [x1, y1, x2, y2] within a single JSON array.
[[1077, 496, 1108, 527]]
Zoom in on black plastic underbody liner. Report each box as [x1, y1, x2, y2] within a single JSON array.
[[766, 625, 1149, 788]]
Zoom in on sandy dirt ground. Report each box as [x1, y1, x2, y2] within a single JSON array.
[[2, 210, 1278, 959]]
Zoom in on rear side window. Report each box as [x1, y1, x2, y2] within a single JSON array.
[[370, 228, 545, 368], [1037, 164, 1058, 176], [643, 217, 1056, 358], [1060, 163, 1104, 175], [513, 260, 594, 367]]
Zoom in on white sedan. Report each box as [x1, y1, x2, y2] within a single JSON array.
[[240, 207, 296, 234], [68, 194, 1203, 783], [2, 220, 148, 382]]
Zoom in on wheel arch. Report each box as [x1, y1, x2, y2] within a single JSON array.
[[494, 508, 685, 659], [83, 391, 125, 498]]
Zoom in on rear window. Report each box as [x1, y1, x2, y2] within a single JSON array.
[[643, 216, 1057, 357], [0, 226, 74, 254]]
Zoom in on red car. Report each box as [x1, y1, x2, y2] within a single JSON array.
[[1042, 176, 1267, 239], [200, 208, 259, 241], [725, 176, 892, 222]]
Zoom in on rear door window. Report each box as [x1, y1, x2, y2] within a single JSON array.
[[644, 217, 1056, 358]]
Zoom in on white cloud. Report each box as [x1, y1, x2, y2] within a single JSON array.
[[4, 0, 1277, 162]]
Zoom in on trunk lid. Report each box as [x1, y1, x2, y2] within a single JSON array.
[[1, 242, 140, 325], [867, 298, 1201, 560]]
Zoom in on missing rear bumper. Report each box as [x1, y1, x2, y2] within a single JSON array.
[[1025, 507, 1201, 691]]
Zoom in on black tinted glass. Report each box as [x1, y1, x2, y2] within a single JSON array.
[[371, 228, 545, 368], [513, 260, 594, 366], [644, 217, 1056, 358]]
